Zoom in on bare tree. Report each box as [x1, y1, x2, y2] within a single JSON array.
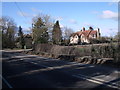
[[114, 32, 120, 42], [62, 27, 74, 45], [0, 16, 17, 48], [63, 27, 74, 40]]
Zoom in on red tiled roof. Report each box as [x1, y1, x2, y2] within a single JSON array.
[[89, 30, 97, 35], [24, 34, 32, 38], [71, 30, 97, 37]]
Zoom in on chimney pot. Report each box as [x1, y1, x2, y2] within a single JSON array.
[[89, 26, 93, 30], [82, 27, 85, 31]]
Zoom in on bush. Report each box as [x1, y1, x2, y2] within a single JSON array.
[[34, 44, 91, 57], [99, 37, 111, 43], [89, 38, 100, 44], [33, 43, 120, 65]]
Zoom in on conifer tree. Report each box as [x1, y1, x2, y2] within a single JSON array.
[[18, 26, 25, 49], [32, 17, 49, 44], [52, 20, 62, 44]]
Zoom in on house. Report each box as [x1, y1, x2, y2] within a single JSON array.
[[16, 34, 33, 49], [24, 34, 33, 49], [70, 27, 100, 44]]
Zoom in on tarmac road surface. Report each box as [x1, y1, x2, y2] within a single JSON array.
[[1, 50, 120, 89]]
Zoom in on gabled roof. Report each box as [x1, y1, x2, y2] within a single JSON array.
[[24, 34, 32, 38], [71, 30, 97, 37], [89, 30, 97, 35]]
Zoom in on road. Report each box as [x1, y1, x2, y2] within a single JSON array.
[[1, 50, 120, 89]]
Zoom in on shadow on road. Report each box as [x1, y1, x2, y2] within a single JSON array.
[[2, 51, 120, 88]]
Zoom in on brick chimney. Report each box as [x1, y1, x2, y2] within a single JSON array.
[[97, 28, 100, 39], [89, 26, 93, 30], [82, 27, 85, 31]]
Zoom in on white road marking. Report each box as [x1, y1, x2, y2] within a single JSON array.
[[30, 62, 39, 65], [29, 61, 119, 88], [30, 61, 85, 69], [0, 74, 13, 88], [78, 74, 120, 86], [7, 58, 24, 62], [72, 74, 119, 89], [3, 53, 120, 89], [78, 74, 105, 82]]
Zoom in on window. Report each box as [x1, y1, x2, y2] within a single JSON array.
[[75, 35, 78, 38]]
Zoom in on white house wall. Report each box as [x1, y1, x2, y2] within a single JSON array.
[[70, 35, 79, 44], [80, 34, 89, 43]]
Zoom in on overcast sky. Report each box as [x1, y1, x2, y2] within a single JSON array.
[[2, 2, 118, 37]]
